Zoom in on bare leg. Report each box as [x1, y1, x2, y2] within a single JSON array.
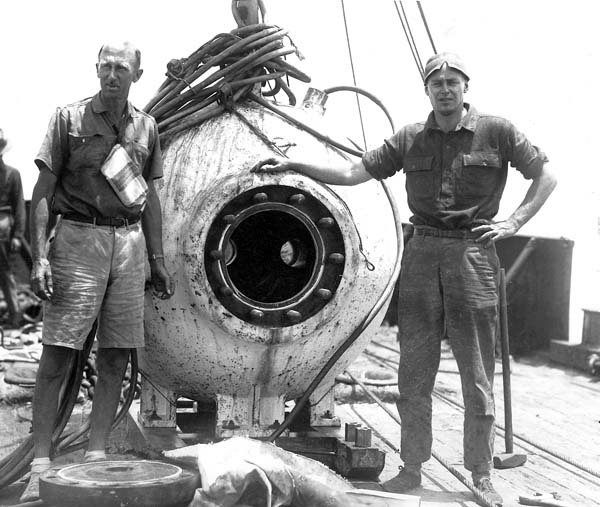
[[32, 345, 75, 458], [87, 347, 130, 452]]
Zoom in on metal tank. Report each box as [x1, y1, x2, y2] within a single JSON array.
[[138, 95, 399, 437]]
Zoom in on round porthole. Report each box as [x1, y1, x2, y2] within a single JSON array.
[[204, 185, 345, 327]]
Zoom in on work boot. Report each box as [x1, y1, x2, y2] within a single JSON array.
[[475, 477, 503, 506], [382, 466, 421, 493]]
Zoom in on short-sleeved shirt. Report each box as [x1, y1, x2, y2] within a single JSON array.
[[362, 104, 548, 230], [35, 93, 163, 220]]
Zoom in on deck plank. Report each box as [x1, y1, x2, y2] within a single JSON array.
[[337, 328, 600, 506]]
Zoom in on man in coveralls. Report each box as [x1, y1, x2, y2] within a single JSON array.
[[21, 41, 174, 502], [0, 129, 26, 328], [253, 52, 557, 505]]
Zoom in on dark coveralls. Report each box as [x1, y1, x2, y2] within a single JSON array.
[[0, 158, 26, 326], [362, 104, 548, 474]]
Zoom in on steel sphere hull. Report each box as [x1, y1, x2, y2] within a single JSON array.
[[140, 102, 399, 433]]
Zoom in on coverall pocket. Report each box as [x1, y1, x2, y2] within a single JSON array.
[[458, 151, 502, 198], [68, 133, 114, 169], [404, 155, 435, 199]]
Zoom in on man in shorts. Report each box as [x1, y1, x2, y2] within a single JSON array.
[[22, 41, 174, 502]]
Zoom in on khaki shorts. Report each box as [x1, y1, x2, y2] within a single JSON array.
[[42, 218, 146, 350]]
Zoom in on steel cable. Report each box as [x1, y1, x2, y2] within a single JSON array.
[[340, 0, 368, 151], [393, 0, 424, 80], [263, 86, 403, 441], [267, 179, 403, 442], [397, 1, 425, 75], [417, 1, 437, 54]]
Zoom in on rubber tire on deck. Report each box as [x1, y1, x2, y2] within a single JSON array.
[[39, 460, 200, 507]]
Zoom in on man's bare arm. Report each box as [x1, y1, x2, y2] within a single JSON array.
[[252, 156, 372, 186], [141, 179, 174, 299], [30, 166, 57, 299], [473, 163, 558, 245]]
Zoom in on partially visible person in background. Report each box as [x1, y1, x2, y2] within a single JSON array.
[[0, 129, 26, 328]]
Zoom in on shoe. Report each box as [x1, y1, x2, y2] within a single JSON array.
[[382, 467, 421, 493], [84, 451, 107, 463], [475, 477, 503, 506], [19, 471, 41, 503]]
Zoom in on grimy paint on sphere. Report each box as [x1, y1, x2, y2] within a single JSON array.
[[139, 98, 400, 437]]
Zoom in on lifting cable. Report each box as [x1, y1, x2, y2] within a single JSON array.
[[391, 0, 438, 80], [339, 0, 368, 151], [417, 1, 437, 54], [267, 181, 402, 442], [393, 0, 425, 80], [265, 83, 402, 440]]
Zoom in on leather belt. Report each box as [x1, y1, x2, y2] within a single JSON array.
[[413, 226, 481, 240], [62, 213, 140, 228]]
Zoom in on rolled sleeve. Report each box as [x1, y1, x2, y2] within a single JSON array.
[[505, 122, 549, 180], [35, 108, 68, 175], [144, 120, 163, 181], [362, 131, 405, 181]]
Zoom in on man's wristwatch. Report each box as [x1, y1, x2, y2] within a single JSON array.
[[149, 253, 165, 263]]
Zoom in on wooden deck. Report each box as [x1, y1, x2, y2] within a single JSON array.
[[337, 326, 600, 506], [1, 323, 600, 506]]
